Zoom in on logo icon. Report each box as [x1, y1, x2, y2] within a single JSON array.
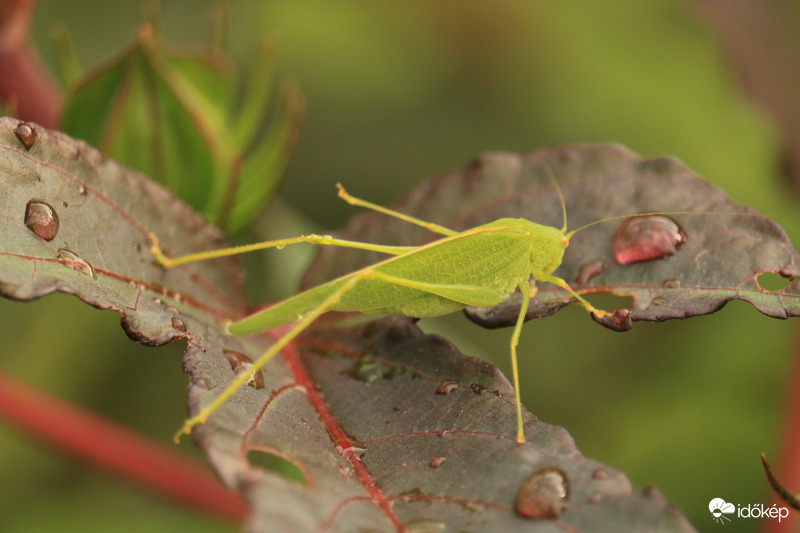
[[709, 498, 735, 524]]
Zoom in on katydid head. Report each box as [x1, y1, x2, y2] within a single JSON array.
[[530, 223, 569, 276]]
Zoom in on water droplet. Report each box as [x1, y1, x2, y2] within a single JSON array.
[[436, 429, 450, 438], [348, 360, 403, 383], [576, 259, 605, 285], [348, 361, 383, 383], [435, 381, 458, 395], [429, 456, 446, 468], [612, 216, 686, 265], [276, 242, 286, 250], [224, 350, 265, 389], [403, 519, 446, 533], [663, 278, 681, 288], [24, 200, 59, 241], [171, 317, 187, 332], [515, 466, 569, 519], [341, 444, 368, 456], [14, 122, 36, 149], [78, 185, 87, 196], [592, 468, 608, 481], [57, 248, 95, 277]]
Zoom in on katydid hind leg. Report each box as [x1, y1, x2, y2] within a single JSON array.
[[336, 183, 457, 236], [510, 278, 531, 444], [538, 273, 611, 318]]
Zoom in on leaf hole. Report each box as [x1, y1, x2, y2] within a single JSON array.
[[580, 293, 633, 314], [757, 272, 796, 292], [247, 450, 308, 484]]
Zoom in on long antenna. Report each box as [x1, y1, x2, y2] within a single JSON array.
[[542, 161, 568, 233], [539, 160, 770, 239], [565, 210, 768, 239]]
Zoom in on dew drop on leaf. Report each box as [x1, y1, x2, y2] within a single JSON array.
[[429, 456, 446, 468], [57, 248, 95, 277], [171, 317, 187, 332], [225, 350, 265, 389], [14, 122, 36, 149], [435, 381, 458, 395], [515, 466, 569, 519], [348, 360, 384, 383], [24, 200, 59, 241], [612, 215, 686, 265]]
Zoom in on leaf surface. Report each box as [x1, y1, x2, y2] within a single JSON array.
[[0, 120, 697, 531], [304, 145, 800, 332]]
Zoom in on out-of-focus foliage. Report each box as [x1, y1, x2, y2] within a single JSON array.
[[58, 9, 304, 235]]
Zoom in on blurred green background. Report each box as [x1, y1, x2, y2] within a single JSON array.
[[0, 1, 796, 531]]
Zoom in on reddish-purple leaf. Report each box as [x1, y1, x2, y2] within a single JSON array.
[[304, 145, 800, 332]]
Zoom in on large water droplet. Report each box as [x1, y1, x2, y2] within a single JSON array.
[[515, 466, 569, 519], [57, 248, 95, 277], [225, 350, 265, 389], [612, 215, 686, 265], [25, 200, 59, 241], [14, 122, 36, 149]]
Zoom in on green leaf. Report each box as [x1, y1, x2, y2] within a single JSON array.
[[49, 21, 82, 87], [59, 21, 303, 235], [226, 81, 305, 234], [0, 120, 697, 531], [61, 25, 225, 215]]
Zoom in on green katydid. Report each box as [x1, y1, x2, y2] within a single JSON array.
[[149, 169, 725, 444]]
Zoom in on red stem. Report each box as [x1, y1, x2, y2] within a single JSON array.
[[0, 0, 61, 127], [762, 325, 800, 533], [0, 371, 249, 522]]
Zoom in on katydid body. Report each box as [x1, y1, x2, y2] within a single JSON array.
[[150, 184, 609, 444], [232, 219, 570, 334]]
